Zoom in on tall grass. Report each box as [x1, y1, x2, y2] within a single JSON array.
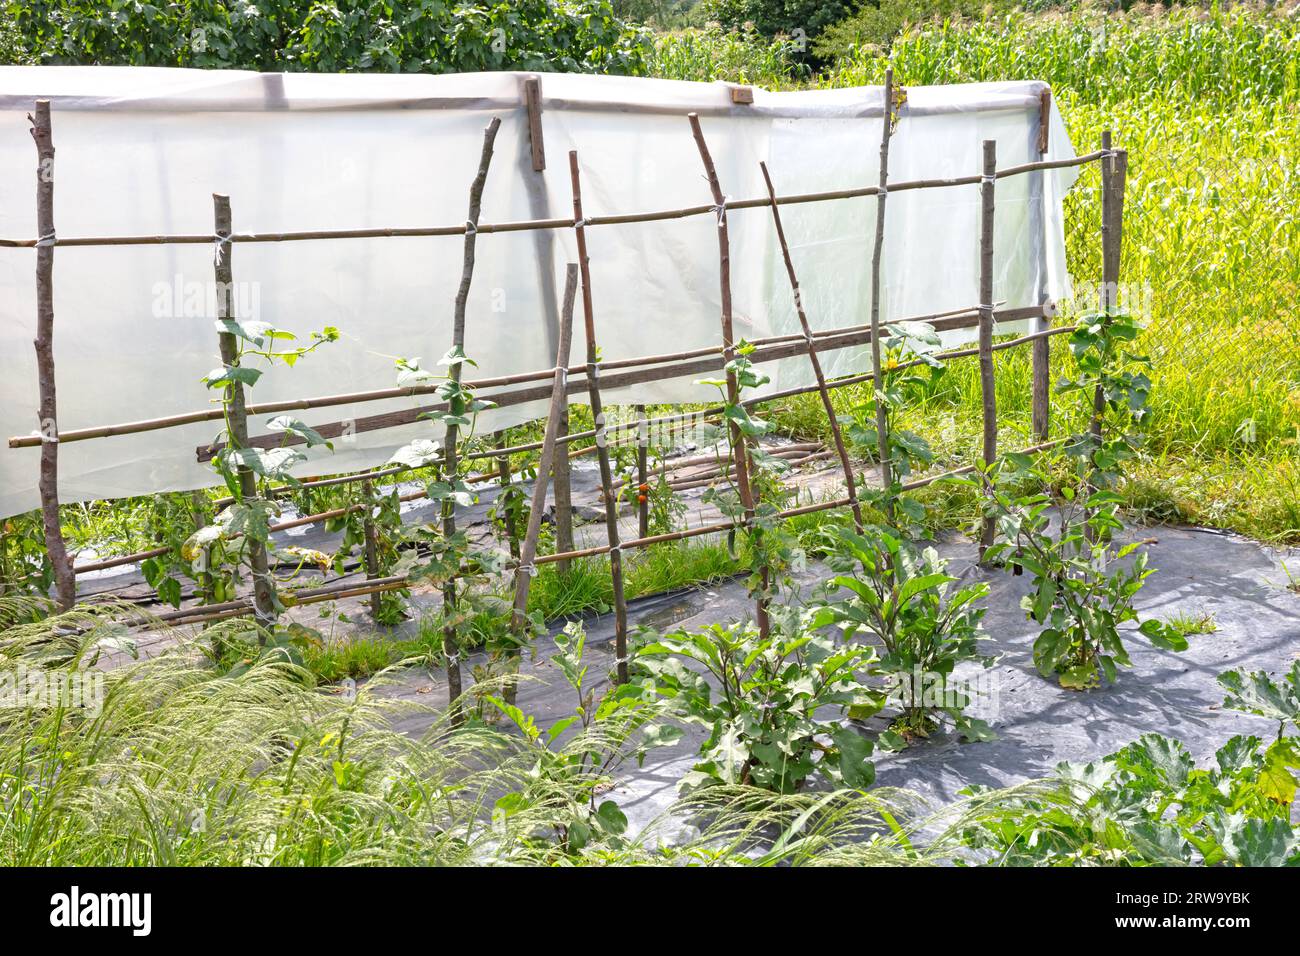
[[646, 4, 1300, 541]]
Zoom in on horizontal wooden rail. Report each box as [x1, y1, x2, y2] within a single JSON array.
[[138, 433, 1068, 629], [195, 306, 1049, 461], [9, 302, 997, 449], [0, 150, 1110, 250], [70, 313, 1064, 576]]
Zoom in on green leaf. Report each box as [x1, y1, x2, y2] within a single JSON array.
[[265, 415, 333, 450]]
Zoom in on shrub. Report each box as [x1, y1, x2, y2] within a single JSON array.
[[6, 0, 651, 74]]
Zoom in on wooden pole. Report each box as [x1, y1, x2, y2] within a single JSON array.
[[759, 160, 864, 533], [136, 434, 1070, 631], [569, 150, 630, 684], [494, 429, 521, 560], [214, 194, 277, 631], [29, 101, 75, 610], [688, 112, 768, 639], [977, 140, 999, 562], [0, 150, 1111, 252], [635, 403, 650, 539], [25, 302, 991, 452], [1088, 132, 1128, 541], [440, 116, 501, 720], [551, 406, 575, 572], [869, 70, 896, 522], [507, 265, 578, 702], [361, 478, 382, 621], [1031, 93, 1053, 444]]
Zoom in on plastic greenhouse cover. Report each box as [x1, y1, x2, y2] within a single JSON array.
[[0, 68, 1079, 518]]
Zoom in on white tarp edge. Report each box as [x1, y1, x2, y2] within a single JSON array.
[[0, 67, 1079, 518]]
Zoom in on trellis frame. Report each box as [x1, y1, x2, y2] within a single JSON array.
[[6, 94, 1125, 689]]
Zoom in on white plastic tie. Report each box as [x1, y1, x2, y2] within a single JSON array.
[[982, 173, 997, 186], [35, 231, 56, 248], [574, 218, 587, 229], [465, 220, 478, 236], [213, 231, 232, 267], [713, 195, 731, 228]]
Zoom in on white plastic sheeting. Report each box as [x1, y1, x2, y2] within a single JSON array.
[[0, 68, 1078, 518]]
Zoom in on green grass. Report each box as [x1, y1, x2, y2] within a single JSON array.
[[713, 5, 1300, 544], [1162, 608, 1219, 639]]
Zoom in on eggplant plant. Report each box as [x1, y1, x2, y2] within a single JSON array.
[[697, 340, 804, 611], [817, 524, 995, 743], [978, 308, 1184, 689], [633, 606, 880, 794]]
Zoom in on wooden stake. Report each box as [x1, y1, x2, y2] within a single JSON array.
[[552, 406, 575, 572], [869, 70, 897, 522], [29, 101, 75, 611], [569, 150, 630, 684], [507, 265, 578, 702], [441, 116, 501, 721], [760, 160, 864, 533], [635, 403, 650, 539], [214, 194, 277, 631], [1032, 93, 1053, 443], [523, 77, 545, 173], [494, 429, 520, 560], [977, 140, 999, 562], [361, 478, 381, 621], [688, 112, 768, 639], [1088, 133, 1128, 542]]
